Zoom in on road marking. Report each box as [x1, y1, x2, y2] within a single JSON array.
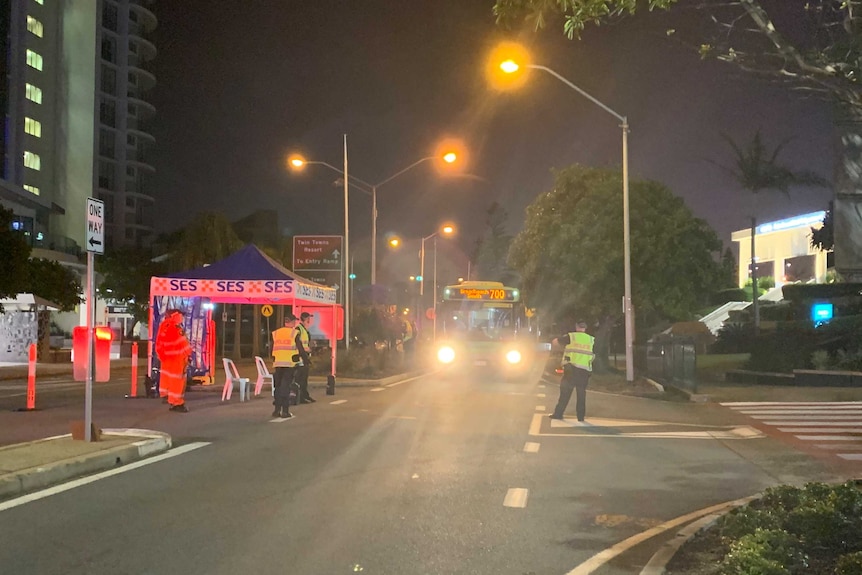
[[529, 414, 762, 439], [765, 421, 862, 426], [269, 415, 297, 423], [330, 399, 348, 405], [839, 453, 862, 460], [740, 409, 862, 415], [370, 387, 385, 392], [724, 401, 862, 407], [535, 405, 545, 411], [389, 415, 417, 420], [0, 442, 210, 513], [503, 488, 529, 508], [537, 393, 546, 398], [564, 496, 757, 575], [795, 435, 860, 441], [524, 442, 540, 453], [412, 473, 420, 479], [385, 374, 426, 387], [779, 427, 862, 433], [538, 384, 546, 389]]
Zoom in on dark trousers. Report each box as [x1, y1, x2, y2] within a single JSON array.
[[295, 364, 311, 401], [552, 365, 590, 421], [273, 366, 295, 411]]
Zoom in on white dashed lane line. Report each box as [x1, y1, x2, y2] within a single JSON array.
[[370, 387, 385, 392], [329, 399, 347, 405], [535, 405, 545, 411], [503, 488, 529, 508], [524, 442, 540, 453]]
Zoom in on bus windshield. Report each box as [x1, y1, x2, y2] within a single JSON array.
[[439, 281, 524, 341]]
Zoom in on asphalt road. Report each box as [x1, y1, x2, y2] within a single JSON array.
[[0, 365, 841, 575]]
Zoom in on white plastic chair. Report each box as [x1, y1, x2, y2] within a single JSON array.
[[254, 356, 274, 397], [222, 358, 250, 402]]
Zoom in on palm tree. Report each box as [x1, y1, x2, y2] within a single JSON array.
[[716, 131, 830, 333]]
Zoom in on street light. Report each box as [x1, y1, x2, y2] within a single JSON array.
[[335, 153, 458, 286], [420, 224, 455, 341], [287, 144, 352, 350], [495, 43, 635, 382]]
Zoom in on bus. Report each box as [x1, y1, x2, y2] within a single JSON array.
[[433, 280, 541, 376]]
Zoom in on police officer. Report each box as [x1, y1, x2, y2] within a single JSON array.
[[294, 312, 315, 404], [271, 313, 299, 418], [550, 321, 595, 422]]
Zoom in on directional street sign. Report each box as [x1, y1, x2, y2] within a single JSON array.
[[86, 197, 105, 254], [293, 235, 343, 298], [293, 235, 342, 271]]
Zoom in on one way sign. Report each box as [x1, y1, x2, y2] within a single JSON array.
[[86, 197, 104, 254]]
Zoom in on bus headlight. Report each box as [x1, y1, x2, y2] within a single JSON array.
[[505, 350, 522, 364], [437, 346, 456, 364]]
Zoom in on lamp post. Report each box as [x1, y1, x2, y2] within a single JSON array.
[[335, 153, 457, 286], [419, 224, 455, 341], [498, 54, 634, 383], [288, 139, 352, 350]]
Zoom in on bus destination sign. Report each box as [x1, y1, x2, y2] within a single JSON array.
[[454, 287, 518, 301]]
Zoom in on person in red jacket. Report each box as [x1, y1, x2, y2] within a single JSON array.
[[156, 308, 192, 412]]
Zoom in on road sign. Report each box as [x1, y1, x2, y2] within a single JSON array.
[[293, 235, 342, 271], [299, 270, 343, 291], [261, 304, 273, 317], [86, 197, 104, 254]]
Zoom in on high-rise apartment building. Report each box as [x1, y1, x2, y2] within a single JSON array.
[[0, 0, 97, 255], [0, 0, 157, 256], [95, 0, 156, 249]]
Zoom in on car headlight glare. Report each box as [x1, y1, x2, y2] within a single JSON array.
[[505, 350, 522, 364], [437, 346, 456, 364]]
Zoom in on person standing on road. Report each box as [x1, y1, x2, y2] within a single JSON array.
[[155, 308, 192, 413], [271, 313, 299, 418], [550, 321, 595, 422], [294, 312, 315, 404]]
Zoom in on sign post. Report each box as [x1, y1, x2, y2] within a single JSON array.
[[293, 235, 344, 346], [84, 198, 104, 442]]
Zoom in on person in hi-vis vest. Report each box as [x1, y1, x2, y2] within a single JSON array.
[[271, 313, 299, 418], [550, 321, 595, 422]]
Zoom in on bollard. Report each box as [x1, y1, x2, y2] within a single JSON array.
[[130, 341, 138, 397], [26, 343, 36, 410], [326, 374, 336, 395]]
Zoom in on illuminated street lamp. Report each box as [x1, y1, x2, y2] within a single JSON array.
[[493, 43, 635, 383], [344, 153, 458, 286], [420, 224, 455, 341]]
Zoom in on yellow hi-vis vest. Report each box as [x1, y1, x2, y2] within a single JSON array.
[[272, 326, 298, 367], [294, 324, 310, 365], [563, 331, 595, 372]]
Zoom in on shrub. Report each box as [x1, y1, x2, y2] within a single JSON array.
[[719, 529, 804, 575], [836, 552, 862, 575], [810, 349, 830, 371]]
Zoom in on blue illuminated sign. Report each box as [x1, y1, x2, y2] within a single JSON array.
[[756, 211, 826, 235], [811, 303, 833, 324]]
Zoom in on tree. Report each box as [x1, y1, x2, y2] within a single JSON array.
[[811, 201, 834, 251], [472, 202, 518, 284], [715, 131, 829, 331], [97, 247, 166, 333], [492, 1, 862, 278], [508, 165, 724, 369], [168, 212, 244, 270], [0, 207, 33, 305], [25, 259, 82, 311]]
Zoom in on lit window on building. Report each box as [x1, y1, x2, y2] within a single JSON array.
[[23, 185, 40, 196], [24, 117, 41, 137], [33, 0, 44, 5], [26, 50, 43, 71], [25, 83, 42, 104], [27, 16, 43, 37], [23, 151, 41, 170]]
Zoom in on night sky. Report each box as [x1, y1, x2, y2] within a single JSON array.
[[149, 1, 835, 282]]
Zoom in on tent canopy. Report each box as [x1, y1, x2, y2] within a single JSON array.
[[151, 244, 337, 306]]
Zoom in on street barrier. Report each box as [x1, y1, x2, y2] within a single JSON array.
[[26, 343, 36, 410], [130, 342, 138, 397]]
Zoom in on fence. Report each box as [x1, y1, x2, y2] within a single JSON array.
[[636, 337, 697, 392]]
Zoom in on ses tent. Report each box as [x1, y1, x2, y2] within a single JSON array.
[[148, 244, 342, 381]]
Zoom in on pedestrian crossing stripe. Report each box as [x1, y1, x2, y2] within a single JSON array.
[[722, 401, 862, 463], [528, 414, 762, 439]]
